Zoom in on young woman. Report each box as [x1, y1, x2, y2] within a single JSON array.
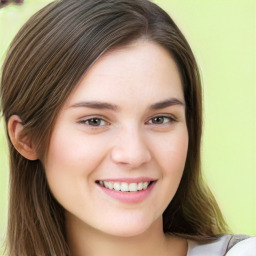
[[1, 0, 255, 255]]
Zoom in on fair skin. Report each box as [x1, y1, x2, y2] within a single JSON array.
[[9, 40, 188, 256]]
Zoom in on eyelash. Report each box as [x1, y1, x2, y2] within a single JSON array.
[[147, 115, 176, 125], [78, 115, 176, 128], [78, 116, 110, 128]]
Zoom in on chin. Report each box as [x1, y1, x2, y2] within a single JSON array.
[[103, 226, 149, 238], [98, 216, 159, 238]]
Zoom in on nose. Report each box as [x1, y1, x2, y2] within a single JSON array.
[[110, 127, 151, 168]]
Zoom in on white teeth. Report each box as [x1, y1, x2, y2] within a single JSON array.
[[137, 182, 143, 190], [113, 182, 121, 191], [143, 182, 149, 190], [129, 183, 137, 192], [108, 182, 113, 190], [103, 181, 109, 189], [99, 181, 151, 192], [120, 182, 129, 192]]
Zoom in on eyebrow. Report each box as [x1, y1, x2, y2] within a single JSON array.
[[69, 98, 184, 111], [70, 101, 119, 111], [149, 98, 185, 110]]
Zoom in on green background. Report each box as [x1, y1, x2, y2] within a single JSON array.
[[0, 0, 255, 254]]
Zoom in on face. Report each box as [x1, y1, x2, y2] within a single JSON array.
[[44, 40, 188, 237]]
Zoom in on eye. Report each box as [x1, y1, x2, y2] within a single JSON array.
[[80, 117, 109, 127], [147, 116, 175, 125]]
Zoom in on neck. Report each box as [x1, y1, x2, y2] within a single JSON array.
[[65, 213, 187, 256]]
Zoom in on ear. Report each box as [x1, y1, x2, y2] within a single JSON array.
[[8, 115, 38, 161]]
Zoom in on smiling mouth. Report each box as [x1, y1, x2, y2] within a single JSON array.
[[96, 180, 155, 192]]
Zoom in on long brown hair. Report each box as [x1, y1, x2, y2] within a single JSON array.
[[0, 0, 228, 255]]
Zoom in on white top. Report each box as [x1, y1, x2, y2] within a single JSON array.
[[187, 235, 256, 256]]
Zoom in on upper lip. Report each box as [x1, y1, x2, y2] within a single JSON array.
[[96, 177, 157, 183]]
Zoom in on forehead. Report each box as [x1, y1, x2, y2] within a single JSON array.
[[64, 40, 184, 109]]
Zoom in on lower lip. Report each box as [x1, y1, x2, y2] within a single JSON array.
[[97, 182, 156, 204]]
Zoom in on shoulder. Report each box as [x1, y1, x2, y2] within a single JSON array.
[[187, 235, 256, 256], [226, 236, 256, 256]]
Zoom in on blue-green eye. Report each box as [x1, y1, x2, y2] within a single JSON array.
[[148, 116, 175, 125]]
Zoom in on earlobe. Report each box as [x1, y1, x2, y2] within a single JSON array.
[[8, 115, 38, 161]]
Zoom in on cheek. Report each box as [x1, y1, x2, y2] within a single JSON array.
[[43, 127, 109, 198], [153, 128, 188, 176], [152, 128, 188, 198], [45, 127, 108, 172], [148, 128, 188, 215]]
